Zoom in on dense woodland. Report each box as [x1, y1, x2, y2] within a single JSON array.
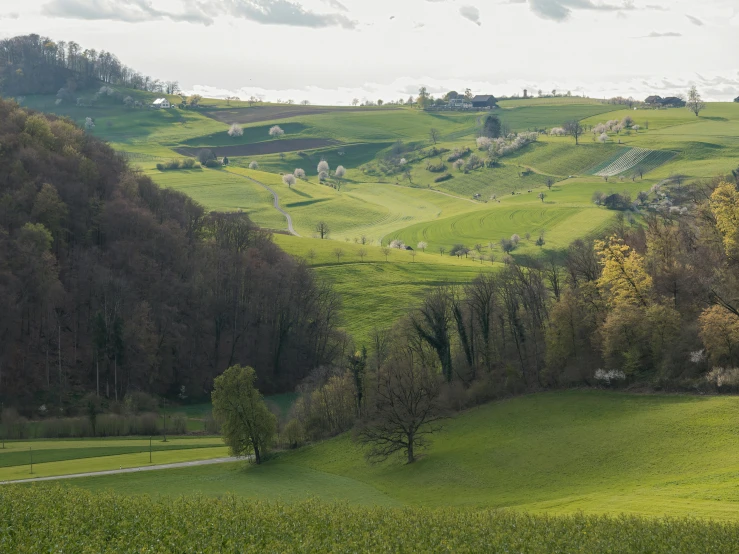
[[0, 98, 345, 410], [0, 34, 176, 97]]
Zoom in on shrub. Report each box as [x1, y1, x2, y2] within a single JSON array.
[[447, 147, 471, 162], [182, 158, 196, 169], [426, 162, 447, 173], [464, 154, 484, 172], [434, 173, 453, 183], [205, 159, 222, 168], [198, 149, 215, 165], [156, 163, 165, 171]]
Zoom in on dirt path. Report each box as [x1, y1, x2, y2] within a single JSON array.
[[229, 171, 299, 236], [0, 457, 244, 484]]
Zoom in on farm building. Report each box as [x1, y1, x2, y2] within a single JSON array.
[[449, 98, 472, 109], [151, 98, 171, 109], [644, 95, 662, 106], [644, 95, 685, 108], [471, 95, 497, 108]]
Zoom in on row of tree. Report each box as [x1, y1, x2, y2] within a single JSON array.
[[0, 34, 176, 96], [0, 98, 345, 412]]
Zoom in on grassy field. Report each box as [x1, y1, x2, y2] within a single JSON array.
[[65, 391, 739, 520], [0, 437, 226, 480]]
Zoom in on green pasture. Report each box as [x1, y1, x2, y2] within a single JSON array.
[[69, 391, 739, 520], [0, 437, 226, 480]]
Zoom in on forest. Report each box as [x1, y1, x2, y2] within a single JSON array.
[[0, 98, 345, 410]]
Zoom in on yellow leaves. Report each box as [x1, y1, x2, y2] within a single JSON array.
[[595, 236, 653, 308], [698, 305, 739, 366], [710, 181, 739, 259]]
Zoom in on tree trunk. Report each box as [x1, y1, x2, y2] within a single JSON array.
[[253, 442, 262, 464], [407, 433, 415, 463]]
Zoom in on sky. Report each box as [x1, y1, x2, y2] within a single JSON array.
[[2, 0, 739, 104]]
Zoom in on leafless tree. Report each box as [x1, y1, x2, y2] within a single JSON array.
[[381, 247, 391, 261], [686, 86, 705, 117], [356, 352, 444, 463], [357, 248, 367, 261], [410, 250, 417, 262], [411, 287, 453, 381], [315, 221, 330, 239], [306, 249, 317, 263], [333, 248, 344, 263], [429, 128, 440, 144], [563, 120, 584, 145], [301, 100, 310, 106]]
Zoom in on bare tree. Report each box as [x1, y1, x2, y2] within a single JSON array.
[[429, 128, 440, 145], [356, 353, 444, 464], [315, 221, 330, 239], [301, 100, 310, 106], [686, 86, 705, 117], [381, 247, 391, 261], [357, 248, 367, 261], [352, 98, 359, 106], [563, 120, 584, 145], [411, 287, 453, 381], [538, 192, 546, 202], [439, 246, 446, 256], [306, 249, 317, 263], [546, 178, 554, 190], [269, 125, 285, 138], [333, 248, 344, 263], [410, 250, 417, 262]]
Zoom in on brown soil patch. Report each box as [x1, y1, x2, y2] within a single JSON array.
[[174, 138, 339, 158], [202, 105, 398, 125]]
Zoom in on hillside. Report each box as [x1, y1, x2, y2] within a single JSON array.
[[71, 391, 739, 519], [0, 98, 342, 405]]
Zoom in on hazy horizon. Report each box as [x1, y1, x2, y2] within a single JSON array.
[[3, 0, 739, 104]]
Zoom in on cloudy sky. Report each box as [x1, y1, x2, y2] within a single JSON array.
[[3, 0, 739, 103]]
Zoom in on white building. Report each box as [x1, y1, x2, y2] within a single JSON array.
[[151, 98, 171, 109], [449, 98, 472, 109]]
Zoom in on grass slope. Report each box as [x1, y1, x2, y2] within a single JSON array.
[[71, 391, 739, 520]]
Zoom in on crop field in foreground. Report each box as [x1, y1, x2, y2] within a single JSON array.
[[5, 486, 739, 553], [68, 391, 739, 521]]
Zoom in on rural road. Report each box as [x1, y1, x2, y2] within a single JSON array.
[[232, 172, 300, 236], [0, 456, 244, 485]]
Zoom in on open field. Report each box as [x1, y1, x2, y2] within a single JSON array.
[[203, 104, 400, 124], [0, 437, 226, 481], [66, 391, 739, 520]]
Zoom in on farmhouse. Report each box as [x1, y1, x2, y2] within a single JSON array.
[[449, 98, 472, 109], [471, 95, 496, 109], [151, 98, 171, 109], [644, 95, 662, 106]]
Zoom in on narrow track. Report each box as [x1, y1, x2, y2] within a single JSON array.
[[229, 171, 300, 236]]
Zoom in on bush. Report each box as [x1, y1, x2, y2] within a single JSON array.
[[205, 159, 222, 168], [464, 154, 484, 172], [447, 147, 471, 163], [434, 173, 453, 183], [426, 162, 447, 173], [182, 158, 196, 169], [156, 163, 165, 171], [197, 149, 216, 165]]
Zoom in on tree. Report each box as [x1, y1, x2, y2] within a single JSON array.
[[381, 247, 391, 261], [563, 120, 584, 145], [417, 241, 428, 252], [546, 178, 554, 190], [211, 365, 276, 464], [333, 248, 344, 263], [357, 248, 367, 261], [269, 125, 285, 138], [439, 246, 446, 256], [410, 250, 417, 262], [352, 98, 359, 106], [538, 192, 546, 202], [482, 115, 502, 138], [187, 94, 202, 107], [317, 159, 330, 174], [411, 287, 453, 381], [417, 87, 430, 109], [356, 353, 444, 464], [334, 165, 346, 190], [198, 149, 216, 165], [464, 88, 473, 100], [315, 221, 330, 239], [686, 86, 705, 117], [444, 91, 459, 101], [294, 168, 306, 179], [429, 128, 440, 144], [248, 161, 259, 170], [301, 100, 310, 106], [595, 236, 652, 308], [699, 305, 739, 366], [228, 123, 243, 137], [282, 174, 296, 188]]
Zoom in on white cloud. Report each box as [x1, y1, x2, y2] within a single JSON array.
[[686, 14, 703, 25], [459, 5, 481, 25], [43, 0, 214, 24], [644, 31, 683, 37], [527, 0, 634, 21]]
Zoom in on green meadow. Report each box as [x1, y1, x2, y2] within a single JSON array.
[[66, 391, 739, 520]]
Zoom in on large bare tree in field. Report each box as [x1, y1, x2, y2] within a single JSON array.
[[315, 221, 330, 239], [563, 120, 584, 145], [686, 86, 705, 117], [357, 350, 444, 463]]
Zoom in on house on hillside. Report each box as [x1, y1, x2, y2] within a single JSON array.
[[644, 95, 663, 106], [471, 95, 497, 109], [661, 96, 686, 108], [151, 98, 171, 109]]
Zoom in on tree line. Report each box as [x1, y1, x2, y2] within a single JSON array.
[[0, 34, 178, 97], [0, 98, 345, 413]]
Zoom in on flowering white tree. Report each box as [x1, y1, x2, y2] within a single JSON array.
[[318, 170, 329, 182], [123, 96, 134, 108], [335, 165, 346, 178], [283, 174, 296, 187], [417, 241, 428, 252], [84, 117, 95, 130], [390, 239, 405, 249], [511, 234, 520, 245], [249, 161, 259, 170], [598, 133, 609, 143], [476, 136, 492, 150], [633, 125, 641, 132], [228, 123, 243, 137], [606, 119, 620, 130], [549, 127, 566, 136], [399, 158, 407, 166], [269, 125, 284, 138], [317, 160, 330, 174], [294, 168, 306, 179], [593, 123, 606, 135]]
